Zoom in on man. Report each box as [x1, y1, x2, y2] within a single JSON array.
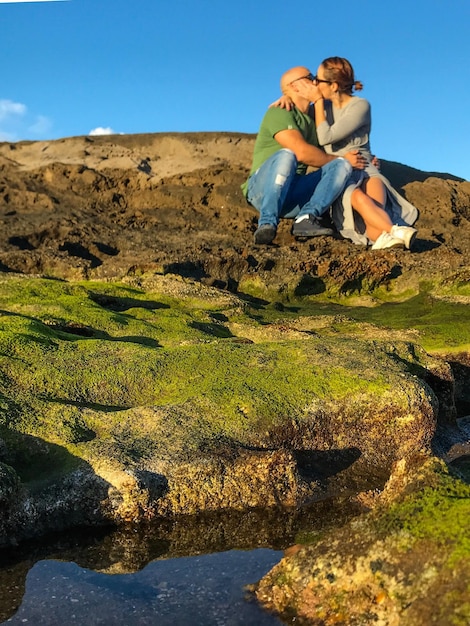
[[241, 66, 367, 245]]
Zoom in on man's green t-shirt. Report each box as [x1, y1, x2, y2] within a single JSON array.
[[241, 106, 319, 197]]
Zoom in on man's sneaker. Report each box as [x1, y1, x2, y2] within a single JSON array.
[[292, 214, 334, 238], [254, 223, 277, 244], [391, 224, 418, 249], [371, 231, 405, 250]]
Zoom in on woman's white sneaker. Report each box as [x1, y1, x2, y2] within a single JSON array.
[[390, 224, 417, 249], [371, 231, 405, 250]]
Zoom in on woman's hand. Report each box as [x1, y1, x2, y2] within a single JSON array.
[[269, 95, 294, 110], [295, 81, 322, 103], [343, 150, 367, 170]]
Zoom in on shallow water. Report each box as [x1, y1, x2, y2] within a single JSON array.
[[0, 498, 364, 625], [1, 550, 283, 625]]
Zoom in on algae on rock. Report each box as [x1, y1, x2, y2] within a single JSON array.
[[254, 457, 470, 626], [0, 273, 463, 545]]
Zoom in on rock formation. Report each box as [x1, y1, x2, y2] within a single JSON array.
[[0, 132, 469, 624]]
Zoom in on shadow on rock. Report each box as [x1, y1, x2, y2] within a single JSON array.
[[88, 292, 170, 313], [0, 430, 115, 549]]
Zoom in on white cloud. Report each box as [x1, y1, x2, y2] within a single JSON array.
[[0, 99, 54, 142], [0, 99, 27, 122], [89, 126, 116, 136], [28, 115, 52, 135], [0, 1, 68, 4]]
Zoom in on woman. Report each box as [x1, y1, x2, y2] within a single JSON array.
[[273, 57, 419, 250]]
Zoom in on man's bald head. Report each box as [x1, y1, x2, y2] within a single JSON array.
[[280, 66, 312, 94]]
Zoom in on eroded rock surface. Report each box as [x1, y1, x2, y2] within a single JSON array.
[[253, 457, 470, 626], [0, 274, 455, 545], [0, 132, 469, 298], [0, 133, 469, 623]]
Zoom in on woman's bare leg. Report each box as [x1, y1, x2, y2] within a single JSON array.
[[350, 188, 393, 241], [364, 177, 387, 210]]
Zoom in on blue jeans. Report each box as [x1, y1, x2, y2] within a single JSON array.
[[246, 149, 352, 227]]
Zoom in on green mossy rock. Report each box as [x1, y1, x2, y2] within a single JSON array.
[[0, 273, 465, 545], [254, 457, 470, 626]]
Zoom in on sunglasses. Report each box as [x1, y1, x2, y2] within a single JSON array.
[[290, 72, 315, 83], [313, 75, 332, 84]]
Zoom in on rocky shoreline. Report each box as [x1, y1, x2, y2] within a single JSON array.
[[0, 132, 469, 624]]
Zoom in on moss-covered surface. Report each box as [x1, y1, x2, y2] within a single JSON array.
[[242, 279, 470, 355], [0, 274, 439, 469], [254, 458, 470, 625], [0, 271, 466, 543], [378, 464, 470, 568]]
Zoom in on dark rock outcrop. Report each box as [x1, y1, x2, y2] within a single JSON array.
[[0, 132, 469, 296]]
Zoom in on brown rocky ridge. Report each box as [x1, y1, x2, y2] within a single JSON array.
[[0, 131, 469, 293]]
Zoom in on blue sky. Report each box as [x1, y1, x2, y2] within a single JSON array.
[[1, 0, 469, 180]]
